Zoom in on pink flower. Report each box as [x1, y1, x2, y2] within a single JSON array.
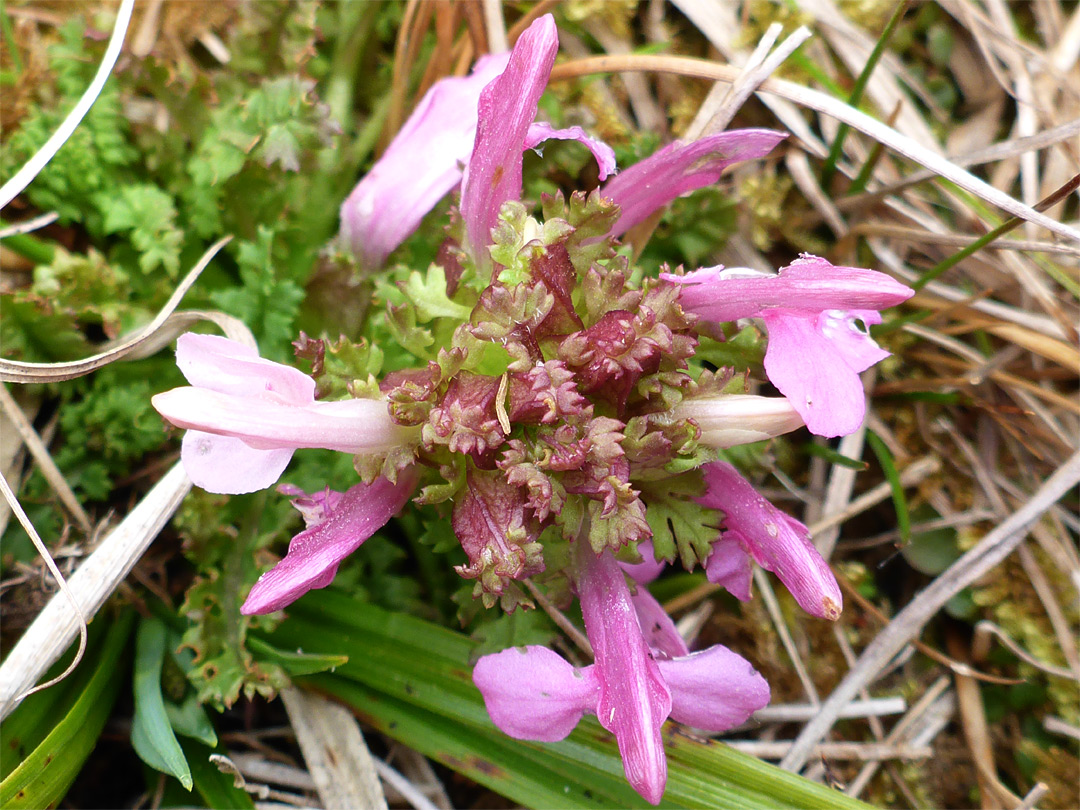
[[152, 334, 416, 494], [241, 473, 418, 614], [663, 255, 913, 436], [474, 539, 769, 805], [697, 462, 842, 620], [339, 53, 510, 269], [602, 130, 787, 238]]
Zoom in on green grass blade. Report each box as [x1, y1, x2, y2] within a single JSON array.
[[0, 610, 135, 809], [131, 616, 194, 790], [866, 429, 911, 544]]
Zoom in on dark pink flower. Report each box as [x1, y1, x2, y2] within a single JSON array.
[[602, 130, 787, 238], [241, 471, 418, 615], [697, 462, 842, 620], [664, 255, 913, 436]]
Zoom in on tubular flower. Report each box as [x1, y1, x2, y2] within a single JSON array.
[[663, 255, 914, 437], [474, 540, 769, 805], [152, 334, 417, 495], [241, 473, 418, 615], [697, 461, 842, 620]]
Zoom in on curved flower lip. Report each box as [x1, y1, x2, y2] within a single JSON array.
[[152, 388, 417, 455], [241, 471, 418, 615], [523, 122, 617, 181], [661, 255, 913, 324], [673, 394, 805, 448], [602, 129, 787, 238], [339, 52, 510, 269], [698, 462, 842, 620]]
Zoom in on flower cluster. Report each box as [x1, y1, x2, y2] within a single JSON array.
[[153, 14, 912, 804]]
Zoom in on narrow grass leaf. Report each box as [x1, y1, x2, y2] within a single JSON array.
[[131, 616, 193, 790], [866, 430, 910, 544]]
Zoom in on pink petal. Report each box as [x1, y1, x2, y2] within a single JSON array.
[[673, 394, 805, 448], [180, 430, 293, 495], [761, 309, 868, 437], [630, 585, 689, 660], [241, 472, 418, 614], [524, 122, 617, 180], [658, 646, 770, 731], [339, 54, 510, 269], [820, 309, 890, 373], [704, 534, 753, 601], [698, 463, 842, 620], [575, 541, 671, 805], [278, 485, 346, 528], [175, 333, 314, 403], [603, 130, 786, 238], [473, 646, 600, 742], [460, 14, 558, 266], [663, 257, 912, 323], [153, 388, 415, 454], [620, 539, 667, 585]]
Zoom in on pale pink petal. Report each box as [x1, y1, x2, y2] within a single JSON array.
[[180, 431, 293, 495], [820, 309, 889, 373], [630, 585, 689, 660], [460, 15, 558, 265], [575, 541, 670, 805], [761, 309, 868, 438], [153, 388, 415, 454], [698, 463, 842, 620], [704, 534, 753, 601], [603, 130, 786, 238], [524, 122, 616, 180], [241, 472, 418, 614], [473, 646, 600, 742], [673, 394, 805, 448], [658, 646, 770, 731], [339, 54, 509, 269], [175, 333, 314, 402]]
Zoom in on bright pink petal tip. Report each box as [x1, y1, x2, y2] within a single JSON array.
[[698, 462, 842, 620], [473, 646, 599, 742], [460, 14, 558, 265], [575, 541, 670, 805], [241, 471, 418, 615], [603, 129, 786, 237]]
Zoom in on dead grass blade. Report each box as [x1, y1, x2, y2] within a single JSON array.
[[0, 236, 233, 383], [780, 449, 1080, 772]]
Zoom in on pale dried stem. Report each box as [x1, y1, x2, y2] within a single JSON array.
[[751, 567, 819, 704], [0, 470, 88, 708], [847, 676, 954, 798], [524, 578, 593, 658], [726, 740, 933, 761], [0, 0, 134, 208], [0, 462, 191, 719], [0, 384, 92, 535], [971, 621, 1076, 681], [549, 55, 1080, 243], [780, 450, 1080, 771], [281, 687, 388, 810]]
